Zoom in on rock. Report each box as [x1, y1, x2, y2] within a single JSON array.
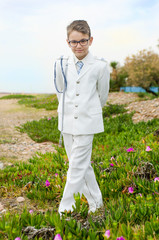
[[0, 203, 6, 215], [0, 209, 7, 215], [22, 226, 55, 240], [0, 202, 4, 211], [0, 162, 4, 170], [17, 197, 25, 203]]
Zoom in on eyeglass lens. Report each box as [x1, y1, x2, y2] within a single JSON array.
[[69, 39, 89, 47]]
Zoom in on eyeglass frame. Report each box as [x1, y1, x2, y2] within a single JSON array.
[[68, 38, 90, 47]]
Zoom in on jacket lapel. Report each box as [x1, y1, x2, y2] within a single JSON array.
[[67, 52, 95, 79], [67, 55, 78, 77], [77, 52, 95, 80]]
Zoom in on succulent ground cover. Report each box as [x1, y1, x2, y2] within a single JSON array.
[[0, 94, 159, 240]]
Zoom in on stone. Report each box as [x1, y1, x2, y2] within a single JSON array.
[[0, 162, 4, 170], [0, 202, 4, 211], [0, 209, 7, 214], [17, 197, 25, 203]]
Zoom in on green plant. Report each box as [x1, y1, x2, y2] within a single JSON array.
[[17, 117, 59, 143], [18, 94, 58, 110], [0, 94, 35, 99]]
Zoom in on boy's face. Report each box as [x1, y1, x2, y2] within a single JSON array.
[[67, 31, 93, 60]]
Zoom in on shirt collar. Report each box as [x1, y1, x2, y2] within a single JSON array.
[[73, 52, 91, 65]]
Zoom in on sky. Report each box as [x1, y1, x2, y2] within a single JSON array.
[[0, 0, 159, 94]]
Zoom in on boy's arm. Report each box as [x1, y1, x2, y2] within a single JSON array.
[[98, 62, 110, 108], [54, 59, 64, 102]]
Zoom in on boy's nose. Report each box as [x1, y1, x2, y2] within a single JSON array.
[[76, 42, 82, 47]]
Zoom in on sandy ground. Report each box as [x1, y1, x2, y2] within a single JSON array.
[[0, 94, 57, 163]]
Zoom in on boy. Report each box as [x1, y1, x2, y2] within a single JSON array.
[[54, 20, 110, 215]]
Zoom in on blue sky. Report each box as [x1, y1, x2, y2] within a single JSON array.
[[0, 0, 159, 93]]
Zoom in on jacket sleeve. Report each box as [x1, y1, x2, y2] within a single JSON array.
[[97, 62, 110, 108], [54, 59, 64, 102]]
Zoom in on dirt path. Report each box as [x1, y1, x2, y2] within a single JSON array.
[[0, 96, 57, 164], [0, 92, 159, 165]]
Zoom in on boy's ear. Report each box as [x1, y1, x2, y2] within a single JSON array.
[[89, 36, 93, 46], [66, 39, 70, 47]]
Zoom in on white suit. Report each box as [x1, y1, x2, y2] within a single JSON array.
[[54, 52, 110, 214], [56, 52, 110, 135]]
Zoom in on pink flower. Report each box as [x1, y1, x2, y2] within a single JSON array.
[[55, 173, 58, 177], [104, 230, 110, 239], [128, 187, 134, 193], [29, 209, 33, 214], [45, 180, 50, 187], [54, 234, 62, 240], [154, 177, 159, 182], [48, 117, 51, 120], [126, 147, 134, 152], [15, 238, 21, 240], [116, 237, 125, 240], [146, 146, 152, 151], [111, 156, 115, 160], [139, 193, 142, 197], [110, 163, 114, 167]]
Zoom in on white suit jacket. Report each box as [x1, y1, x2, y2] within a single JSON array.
[[54, 52, 110, 135]]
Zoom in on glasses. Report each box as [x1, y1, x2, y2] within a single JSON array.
[[68, 38, 90, 47]]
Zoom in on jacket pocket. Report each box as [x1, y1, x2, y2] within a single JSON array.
[[89, 107, 102, 115]]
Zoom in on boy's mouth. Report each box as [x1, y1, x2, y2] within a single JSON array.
[[76, 50, 83, 53]]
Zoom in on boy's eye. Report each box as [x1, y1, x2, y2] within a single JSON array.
[[80, 39, 87, 43], [69, 38, 90, 47]]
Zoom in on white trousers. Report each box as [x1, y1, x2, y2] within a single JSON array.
[[58, 134, 103, 214]]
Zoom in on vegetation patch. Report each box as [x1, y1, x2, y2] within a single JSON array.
[[1, 104, 159, 239], [0, 94, 35, 100], [17, 117, 59, 143], [103, 104, 127, 117], [137, 92, 157, 100], [18, 94, 58, 111]]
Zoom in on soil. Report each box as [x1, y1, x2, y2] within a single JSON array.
[[0, 96, 57, 164]]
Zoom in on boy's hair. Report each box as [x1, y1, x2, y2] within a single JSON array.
[[67, 20, 91, 39]]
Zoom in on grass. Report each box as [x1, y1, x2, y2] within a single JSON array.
[[0, 139, 13, 144], [17, 116, 59, 143], [0, 94, 35, 100], [0, 94, 58, 111], [137, 92, 158, 100], [0, 96, 159, 239], [18, 94, 58, 110], [103, 103, 127, 117]]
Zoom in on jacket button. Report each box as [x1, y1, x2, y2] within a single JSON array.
[[76, 81, 80, 84], [76, 94, 79, 96], [75, 105, 78, 107], [74, 116, 78, 119]]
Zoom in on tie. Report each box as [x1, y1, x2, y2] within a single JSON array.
[[76, 61, 83, 74]]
